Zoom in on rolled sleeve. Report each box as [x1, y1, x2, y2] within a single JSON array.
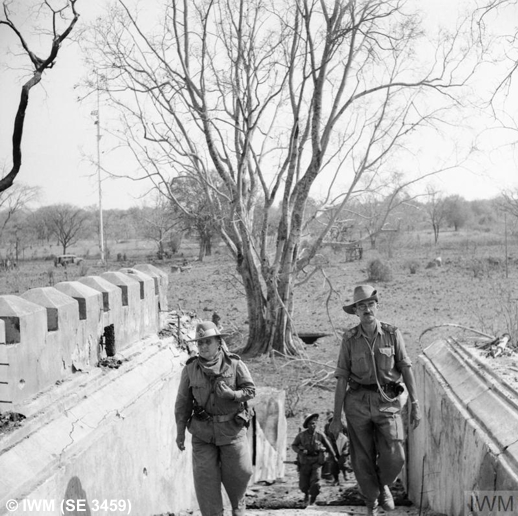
[[394, 329, 412, 370], [334, 335, 351, 379], [234, 360, 256, 402]]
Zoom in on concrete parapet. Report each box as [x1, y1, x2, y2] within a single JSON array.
[[0, 265, 167, 411], [408, 338, 518, 516], [119, 268, 158, 337], [54, 281, 103, 370], [0, 341, 287, 516], [0, 296, 47, 411], [77, 276, 123, 349], [21, 287, 79, 381], [133, 263, 169, 315], [100, 271, 143, 349]]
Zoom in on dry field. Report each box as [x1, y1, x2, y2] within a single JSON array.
[[2, 231, 518, 510]]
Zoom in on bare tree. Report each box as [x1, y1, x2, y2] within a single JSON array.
[[46, 204, 89, 254], [168, 176, 224, 261], [135, 194, 181, 259], [0, 0, 80, 193], [425, 187, 447, 244], [0, 182, 39, 240], [80, 0, 481, 356]]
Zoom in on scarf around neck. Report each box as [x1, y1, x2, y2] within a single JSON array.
[[198, 348, 231, 377]]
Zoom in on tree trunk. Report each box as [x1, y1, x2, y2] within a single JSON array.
[[198, 240, 206, 262], [239, 246, 303, 357]]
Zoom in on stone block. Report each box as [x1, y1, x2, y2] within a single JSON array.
[[78, 276, 123, 354], [119, 268, 157, 338], [21, 287, 80, 382], [100, 272, 142, 350], [54, 281, 103, 370], [133, 263, 169, 314], [0, 295, 47, 410]]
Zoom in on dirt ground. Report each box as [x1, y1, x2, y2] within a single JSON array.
[[164, 239, 518, 513]]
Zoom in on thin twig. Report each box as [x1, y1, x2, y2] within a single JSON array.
[[419, 324, 495, 343], [279, 357, 335, 370]]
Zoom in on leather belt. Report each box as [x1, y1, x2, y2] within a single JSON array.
[[358, 383, 384, 392], [212, 413, 236, 423]]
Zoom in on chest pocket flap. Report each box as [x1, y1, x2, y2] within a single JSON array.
[[379, 346, 394, 357]]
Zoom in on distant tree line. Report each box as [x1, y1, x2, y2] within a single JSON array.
[[0, 185, 514, 262], [0, 187, 216, 261]]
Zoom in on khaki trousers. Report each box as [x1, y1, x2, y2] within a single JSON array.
[[298, 457, 322, 501], [345, 388, 405, 503], [192, 434, 253, 516]]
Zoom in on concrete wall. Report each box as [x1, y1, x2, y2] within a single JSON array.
[[408, 338, 518, 516], [0, 264, 287, 516], [0, 265, 168, 412]]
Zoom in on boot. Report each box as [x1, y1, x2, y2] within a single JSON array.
[[366, 499, 379, 516], [378, 485, 395, 511], [306, 495, 317, 509]]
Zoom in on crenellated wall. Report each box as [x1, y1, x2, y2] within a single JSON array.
[[0, 264, 287, 516], [408, 338, 518, 516], [0, 264, 168, 411]]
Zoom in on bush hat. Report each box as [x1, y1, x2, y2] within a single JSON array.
[[187, 321, 230, 341], [303, 413, 319, 429], [342, 285, 378, 314]]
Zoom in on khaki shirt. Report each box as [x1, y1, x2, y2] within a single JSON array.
[[291, 429, 333, 464], [334, 320, 412, 385], [175, 353, 255, 446]]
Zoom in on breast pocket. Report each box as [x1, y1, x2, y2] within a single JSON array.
[[378, 346, 395, 369], [219, 373, 236, 389], [191, 380, 209, 405]]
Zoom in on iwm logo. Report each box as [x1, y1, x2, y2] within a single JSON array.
[[465, 491, 517, 515]]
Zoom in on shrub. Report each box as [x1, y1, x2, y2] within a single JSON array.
[[367, 258, 393, 282], [405, 259, 420, 274]]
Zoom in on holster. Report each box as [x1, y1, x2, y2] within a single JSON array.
[[234, 407, 252, 428]]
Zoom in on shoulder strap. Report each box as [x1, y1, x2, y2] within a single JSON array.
[[380, 322, 397, 334], [343, 325, 360, 341]]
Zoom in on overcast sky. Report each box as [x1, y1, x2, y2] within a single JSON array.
[[0, 0, 517, 210]]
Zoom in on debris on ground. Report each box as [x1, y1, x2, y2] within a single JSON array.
[[159, 310, 198, 354], [0, 411, 26, 435], [98, 357, 126, 369]]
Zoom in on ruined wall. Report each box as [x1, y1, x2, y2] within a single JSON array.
[[0, 264, 286, 516], [408, 338, 518, 516]]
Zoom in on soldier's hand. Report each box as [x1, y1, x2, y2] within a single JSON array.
[[216, 380, 236, 400], [176, 434, 185, 451], [329, 418, 343, 439], [410, 401, 422, 429]]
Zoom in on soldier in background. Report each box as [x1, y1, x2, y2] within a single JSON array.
[[291, 413, 334, 508], [323, 414, 350, 485]]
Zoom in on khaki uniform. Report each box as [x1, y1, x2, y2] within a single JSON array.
[[291, 429, 333, 503], [334, 321, 412, 503], [175, 352, 255, 516]]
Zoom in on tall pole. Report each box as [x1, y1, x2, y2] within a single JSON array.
[[504, 211, 508, 279], [96, 77, 105, 264]]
